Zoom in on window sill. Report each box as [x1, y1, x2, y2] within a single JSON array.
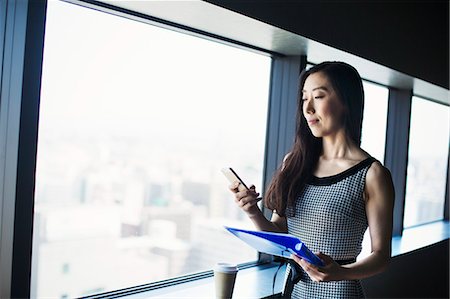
[[357, 220, 450, 260], [391, 220, 450, 257], [122, 262, 285, 299], [101, 220, 449, 299]]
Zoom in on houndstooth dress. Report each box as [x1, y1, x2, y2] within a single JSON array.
[[286, 157, 377, 299]]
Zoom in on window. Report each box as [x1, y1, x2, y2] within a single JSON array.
[[360, 81, 389, 162], [31, 1, 271, 297], [356, 81, 389, 257], [403, 97, 449, 228]]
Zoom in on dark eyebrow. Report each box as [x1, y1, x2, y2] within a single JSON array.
[[302, 86, 329, 93]]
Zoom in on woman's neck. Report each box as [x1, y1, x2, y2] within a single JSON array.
[[320, 130, 359, 160]]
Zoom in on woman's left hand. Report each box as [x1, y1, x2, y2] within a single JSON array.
[[292, 252, 345, 282]]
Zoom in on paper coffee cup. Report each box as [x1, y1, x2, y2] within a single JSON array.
[[214, 263, 238, 299]]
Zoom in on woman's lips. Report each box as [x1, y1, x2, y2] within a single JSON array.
[[307, 119, 319, 125]]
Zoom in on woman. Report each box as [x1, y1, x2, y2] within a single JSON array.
[[229, 61, 394, 298]]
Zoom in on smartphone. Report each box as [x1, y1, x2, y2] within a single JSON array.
[[221, 167, 249, 191]]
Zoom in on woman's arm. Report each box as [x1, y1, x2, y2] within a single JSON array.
[[293, 161, 395, 281], [340, 161, 394, 280], [230, 182, 287, 233]]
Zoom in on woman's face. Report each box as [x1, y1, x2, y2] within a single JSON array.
[[301, 72, 346, 138]]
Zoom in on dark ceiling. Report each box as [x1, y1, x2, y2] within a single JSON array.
[[206, 1, 449, 89]]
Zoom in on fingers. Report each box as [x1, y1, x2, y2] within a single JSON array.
[[234, 190, 260, 207], [295, 255, 319, 273], [229, 182, 258, 197], [237, 198, 262, 211], [233, 188, 260, 213], [292, 254, 324, 283], [228, 181, 250, 192], [292, 254, 302, 264], [292, 252, 341, 283], [316, 252, 332, 264], [228, 181, 240, 193], [228, 182, 261, 215]]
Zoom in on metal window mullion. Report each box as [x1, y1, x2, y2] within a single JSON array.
[[0, 0, 29, 298], [280, 56, 306, 157], [262, 55, 305, 215], [11, 1, 47, 298], [383, 88, 413, 236], [259, 55, 305, 262], [262, 58, 283, 197], [0, 0, 47, 298]]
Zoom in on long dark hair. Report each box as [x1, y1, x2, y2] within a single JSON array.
[[264, 61, 365, 217]]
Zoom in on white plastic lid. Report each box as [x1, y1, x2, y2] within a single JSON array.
[[214, 263, 238, 273]]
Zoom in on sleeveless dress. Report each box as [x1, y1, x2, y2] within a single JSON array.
[[286, 157, 377, 299]]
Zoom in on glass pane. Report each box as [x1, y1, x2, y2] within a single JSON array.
[[404, 97, 449, 228], [31, 1, 271, 298], [361, 81, 389, 162]]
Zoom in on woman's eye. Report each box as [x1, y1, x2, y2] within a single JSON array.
[[314, 96, 324, 99]]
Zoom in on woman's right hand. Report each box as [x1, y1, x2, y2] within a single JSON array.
[[229, 182, 262, 217]]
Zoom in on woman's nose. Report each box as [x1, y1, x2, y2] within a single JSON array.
[[304, 99, 315, 114]]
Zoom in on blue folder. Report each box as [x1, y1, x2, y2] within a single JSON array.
[[225, 226, 324, 267]]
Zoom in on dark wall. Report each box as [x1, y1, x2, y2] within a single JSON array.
[[362, 239, 449, 298], [206, 1, 449, 89]]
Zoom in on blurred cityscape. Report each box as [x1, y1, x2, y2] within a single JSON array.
[[32, 132, 262, 298], [403, 97, 450, 228], [403, 155, 448, 228], [32, 1, 271, 297]]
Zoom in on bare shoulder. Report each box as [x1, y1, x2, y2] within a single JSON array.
[[366, 161, 392, 184], [365, 161, 395, 201]]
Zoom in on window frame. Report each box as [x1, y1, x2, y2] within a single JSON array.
[[0, 1, 47, 298], [384, 90, 450, 235], [384, 88, 413, 236], [261, 55, 307, 222], [6, 0, 284, 297], [402, 95, 450, 228]]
